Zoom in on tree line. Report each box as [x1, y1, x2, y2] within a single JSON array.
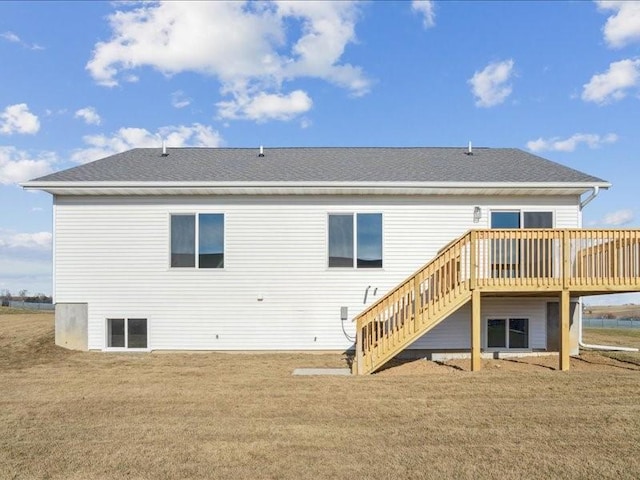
[[0, 289, 53, 306]]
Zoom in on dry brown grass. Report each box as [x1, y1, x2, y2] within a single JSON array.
[[2, 312, 640, 479], [583, 304, 640, 318]]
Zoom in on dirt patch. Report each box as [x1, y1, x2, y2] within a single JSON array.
[[376, 351, 640, 376]]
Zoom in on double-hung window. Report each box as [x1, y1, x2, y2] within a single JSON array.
[[328, 213, 382, 268], [171, 213, 224, 268]]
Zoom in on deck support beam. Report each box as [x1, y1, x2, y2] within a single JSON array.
[[355, 321, 363, 375], [471, 289, 481, 372], [559, 290, 571, 371]]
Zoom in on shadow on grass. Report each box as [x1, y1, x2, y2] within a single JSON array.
[[372, 357, 467, 374], [573, 354, 640, 372], [342, 351, 354, 371], [433, 360, 466, 372], [501, 358, 556, 371], [602, 352, 640, 368]]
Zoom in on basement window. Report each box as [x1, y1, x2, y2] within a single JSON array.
[[107, 318, 148, 349], [486, 318, 529, 349], [171, 213, 224, 268], [328, 213, 383, 268]]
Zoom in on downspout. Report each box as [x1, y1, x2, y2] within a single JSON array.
[[578, 185, 639, 352], [579, 336, 639, 352], [579, 186, 599, 209]]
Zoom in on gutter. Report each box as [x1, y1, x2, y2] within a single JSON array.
[[21, 180, 612, 198], [21, 180, 612, 190]]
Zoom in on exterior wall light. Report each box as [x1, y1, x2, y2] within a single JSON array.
[[473, 206, 482, 223]]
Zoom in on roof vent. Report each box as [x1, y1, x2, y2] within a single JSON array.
[[258, 145, 265, 157], [161, 140, 169, 157], [466, 141, 473, 156]]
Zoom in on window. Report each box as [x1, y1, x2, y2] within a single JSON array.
[[486, 318, 529, 349], [328, 214, 353, 267], [328, 213, 382, 268], [171, 213, 224, 268], [171, 215, 195, 267], [199, 214, 224, 268], [107, 318, 147, 349], [491, 211, 520, 229], [490, 211, 553, 278], [490, 211, 520, 278]]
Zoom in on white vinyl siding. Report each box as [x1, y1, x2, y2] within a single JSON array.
[[53, 194, 580, 351]]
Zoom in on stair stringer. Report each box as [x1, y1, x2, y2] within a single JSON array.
[[365, 289, 472, 374]]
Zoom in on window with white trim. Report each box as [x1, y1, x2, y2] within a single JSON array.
[[171, 213, 224, 268], [486, 318, 529, 349], [328, 213, 382, 268], [107, 318, 147, 349]]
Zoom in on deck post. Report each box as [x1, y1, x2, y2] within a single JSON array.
[[354, 320, 363, 375], [471, 289, 481, 372], [469, 230, 477, 290], [559, 289, 570, 371], [562, 230, 571, 290]]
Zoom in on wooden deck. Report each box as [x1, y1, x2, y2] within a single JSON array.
[[352, 229, 640, 375]]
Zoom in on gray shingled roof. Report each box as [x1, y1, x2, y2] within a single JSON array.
[[30, 147, 606, 184]]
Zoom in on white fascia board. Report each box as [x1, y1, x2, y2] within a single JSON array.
[[20, 181, 611, 195]]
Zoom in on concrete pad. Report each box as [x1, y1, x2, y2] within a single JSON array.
[[292, 368, 351, 376]]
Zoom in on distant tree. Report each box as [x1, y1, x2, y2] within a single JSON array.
[[24, 293, 52, 304], [0, 289, 10, 307], [18, 289, 28, 299]]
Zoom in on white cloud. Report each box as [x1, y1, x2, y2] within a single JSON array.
[[1, 31, 20, 43], [171, 90, 191, 109], [0, 231, 52, 251], [411, 1, 435, 28], [468, 59, 515, 107], [86, 1, 369, 121], [217, 90, 312, 121], [526, 133, 618, 152], [0, 230, 52, 295], [0, 103, 40, 135], [602, 209, 634, 226], [71, 123, 223, 164], [0, 147, 56, 184], [74, 106, 102, 125], [0, 31, 43, 50], [597, 1, 640, 48], [300, 117, 312, 129], [582, 58, 640, 104]]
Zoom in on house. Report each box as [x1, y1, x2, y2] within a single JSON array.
[[23, 146, 640, 374]]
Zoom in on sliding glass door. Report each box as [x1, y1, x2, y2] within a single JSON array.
[[490, 211, 553, 278]]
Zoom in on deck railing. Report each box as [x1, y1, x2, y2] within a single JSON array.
[[353, 229, 640, 374]]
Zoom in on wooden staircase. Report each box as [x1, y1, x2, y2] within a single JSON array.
[[352, 229, 640, 375]]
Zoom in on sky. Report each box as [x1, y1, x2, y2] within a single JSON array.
[[1, 1, 640, 305]]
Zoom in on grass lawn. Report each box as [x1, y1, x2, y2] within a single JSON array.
[[2, 311, 640, 479], [583, 304, 640, 318]]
